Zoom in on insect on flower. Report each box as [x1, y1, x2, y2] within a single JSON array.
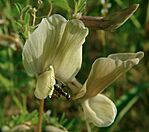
[[54, 81, 71, 100]]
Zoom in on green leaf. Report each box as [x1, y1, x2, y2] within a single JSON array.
[[77, 0, 87, 12], [0, 74, 12, 91], [24, 11, 30, 25], [14, 3, 22, 13], [51, 0, 70, 12], [73, 0, 87, 16]]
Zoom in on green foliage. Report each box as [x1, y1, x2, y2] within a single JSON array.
[[74, 0, 87, 15], [51, 0, 71, 13], [9, 110, 38, 127]]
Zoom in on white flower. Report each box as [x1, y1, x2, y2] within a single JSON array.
[[68, 51, 144, 127], [22, 14, 88, 99]]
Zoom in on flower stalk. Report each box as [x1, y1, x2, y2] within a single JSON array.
[[37, 99, 44, 132]]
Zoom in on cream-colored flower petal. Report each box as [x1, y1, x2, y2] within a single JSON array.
[[22, 14, 88, 82], [79, 52, 144, 99], [108, 51, 144, 61], [55, 46, 82, 82], [53, 19, 88, 82], [82, 94, 117, 127], [45, 125, 68, 132], [22, 14, 67, 76], [34, 66, 56, 99]]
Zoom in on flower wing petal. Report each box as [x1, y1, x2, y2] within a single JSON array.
[[82, 94, 117, 127], [34, 66, 56, 99], [108, 51, 144, 61], [79, 52, 144, 99]]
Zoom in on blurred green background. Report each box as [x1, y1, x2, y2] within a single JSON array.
[[0, 0, 149, 131]]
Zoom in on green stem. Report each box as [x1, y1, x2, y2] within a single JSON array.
[[37, 99, 44, 132]]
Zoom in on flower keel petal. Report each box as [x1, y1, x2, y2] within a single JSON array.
[[82, 94, 117, 127]]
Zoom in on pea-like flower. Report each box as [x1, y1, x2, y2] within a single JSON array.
[[22, 13, 144, 128], [22, 14, 88, 99], [68, 51, 144, 127]]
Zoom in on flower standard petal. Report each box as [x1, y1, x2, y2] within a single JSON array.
[[54, 45, 82, 82], [76, 52, 144, 99], [23, 14, 88, 81], [52, 19, 88, 82], [22, 14, 67, 76], [82, 94, 117, 127]]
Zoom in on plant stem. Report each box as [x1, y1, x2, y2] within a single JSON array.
[[37, 99, 44, 132], [86, 120, 91, 132]]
